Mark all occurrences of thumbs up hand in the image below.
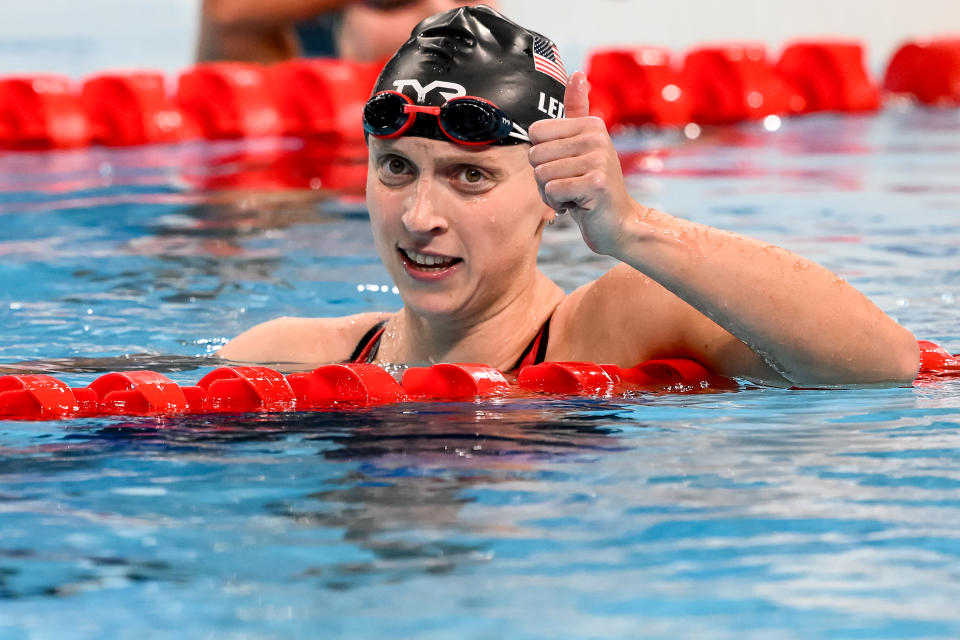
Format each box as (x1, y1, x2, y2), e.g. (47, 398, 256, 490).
(528, 71, 643, 257)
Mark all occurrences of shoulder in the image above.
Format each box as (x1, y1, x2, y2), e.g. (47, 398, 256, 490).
(216, 312, 391, 367)
(549, 263, 698, 365)
(550, 264, 785, 380)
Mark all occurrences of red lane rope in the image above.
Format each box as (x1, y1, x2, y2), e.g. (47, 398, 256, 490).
(1, 39, 958, 152)
(0, 358, 719, 421)
(1, 342, 955, 421)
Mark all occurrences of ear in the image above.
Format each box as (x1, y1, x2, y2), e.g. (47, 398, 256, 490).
(536, 200, 557, 232)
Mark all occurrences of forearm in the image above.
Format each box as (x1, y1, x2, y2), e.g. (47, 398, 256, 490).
(609, 203, 920, 385)
(527, 74, 920, 385)
(197, 21, 299, 63)
(203, 0, 358, 28)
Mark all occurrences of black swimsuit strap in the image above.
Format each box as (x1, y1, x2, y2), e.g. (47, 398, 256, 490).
(533, 313, 552, 363)
(348, 319, 388, 363)
(349, 312, 553, 369)
(509, 312, 553, 371)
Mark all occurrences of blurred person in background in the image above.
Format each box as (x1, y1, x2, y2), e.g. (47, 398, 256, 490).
(197, 0, 497, 63)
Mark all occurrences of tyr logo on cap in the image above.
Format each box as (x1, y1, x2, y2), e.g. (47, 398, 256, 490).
(393, 79, 467, 103)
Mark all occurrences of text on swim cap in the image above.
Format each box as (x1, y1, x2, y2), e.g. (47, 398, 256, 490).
(538, 93, 565, 119)
(393, 79, 467, 103)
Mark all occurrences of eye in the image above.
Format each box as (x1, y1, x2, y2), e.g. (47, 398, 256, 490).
(463, 168, 484, 183)
(377, 154, 415, 185)
(386, 157, 407, 174)
(452, 165, 494, 192)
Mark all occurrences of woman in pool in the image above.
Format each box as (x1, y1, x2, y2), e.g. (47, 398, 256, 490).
(219, 5, 920, 387)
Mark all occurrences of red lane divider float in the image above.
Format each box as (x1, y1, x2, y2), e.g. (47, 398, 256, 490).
(88, 370, 189, 415)
(177, 63, 286, 140)
(270, 58, 381, 144)
(613, 358, 738, 390)
(587, 47, 691, 127)
(287, 363, 405, 408)
(1, 38, 958, 151)
(194, 366, 297, 413)
(0, 75, 91, 149)
(0, 341, 957, 421)
(82, 72, 199, 146)
(885, 38, 960, 106)
(517, 362, 617, 396)
(402, 363, 510, 400)
(681, 43, 805, 124)
(917, 340, 960, 379)
(0, 374, 80, 419)
(776, 41, 879, 113)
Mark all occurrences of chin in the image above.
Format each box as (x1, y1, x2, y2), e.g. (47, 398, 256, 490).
(399, 290, 464, 319)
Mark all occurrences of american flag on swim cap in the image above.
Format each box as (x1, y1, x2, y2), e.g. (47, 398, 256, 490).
(533, 35, 568, 85)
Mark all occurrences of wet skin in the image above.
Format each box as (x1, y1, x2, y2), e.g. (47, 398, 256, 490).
(220, 72, 920, 387)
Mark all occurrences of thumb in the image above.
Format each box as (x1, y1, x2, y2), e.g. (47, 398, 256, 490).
(563, 71, 590, 119)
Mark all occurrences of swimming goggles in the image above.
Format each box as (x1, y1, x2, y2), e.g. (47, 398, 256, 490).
(362, 90, 514, 146)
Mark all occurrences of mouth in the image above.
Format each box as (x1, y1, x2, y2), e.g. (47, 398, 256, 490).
(398, 247, 463, 278)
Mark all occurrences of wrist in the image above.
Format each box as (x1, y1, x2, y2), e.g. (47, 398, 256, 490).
(605, 201, 663, 260)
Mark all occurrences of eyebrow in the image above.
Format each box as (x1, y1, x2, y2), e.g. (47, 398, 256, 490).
(433, 151, 498, 165)
(371, 140, 513, 174)
(374, 144, 497, 162)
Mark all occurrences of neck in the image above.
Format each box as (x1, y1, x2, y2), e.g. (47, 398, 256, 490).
(386, 270, 564, 370)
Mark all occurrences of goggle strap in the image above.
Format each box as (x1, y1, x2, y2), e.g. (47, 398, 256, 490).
(403, 105, 442, 116)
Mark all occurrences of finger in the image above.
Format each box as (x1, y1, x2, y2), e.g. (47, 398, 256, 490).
(529, 133, 607, 166)
(563, 71, 590, 119)
(534, 156, 592, 187)
(529, 117, 610, 149)
(542, 175, 591, 212)
(528, 117, 588, 145)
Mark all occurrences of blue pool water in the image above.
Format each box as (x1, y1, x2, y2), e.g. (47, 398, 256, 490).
(1, 108, 960, 639)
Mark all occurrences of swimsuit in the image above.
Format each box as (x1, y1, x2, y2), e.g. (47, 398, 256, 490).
(348, 313, 554, 371)
(295, 15, 339, 58)
(348, 319, 388, 364)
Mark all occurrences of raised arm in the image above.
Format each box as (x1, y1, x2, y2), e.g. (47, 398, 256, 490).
(202, 0, 356, 28)
(198, 0, 358, 62)
(529, 72, 919, 387)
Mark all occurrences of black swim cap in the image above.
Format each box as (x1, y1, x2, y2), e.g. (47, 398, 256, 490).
(369, 5, 568, 145)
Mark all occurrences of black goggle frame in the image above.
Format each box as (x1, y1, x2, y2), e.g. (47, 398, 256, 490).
(363, 90, 516, 146)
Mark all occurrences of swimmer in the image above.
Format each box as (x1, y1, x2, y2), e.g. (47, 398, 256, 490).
(198, 0, 495, 63)
(219, 5, 920, 387)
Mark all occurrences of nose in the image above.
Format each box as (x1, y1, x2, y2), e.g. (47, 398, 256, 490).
(401, 176, 448, 237)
